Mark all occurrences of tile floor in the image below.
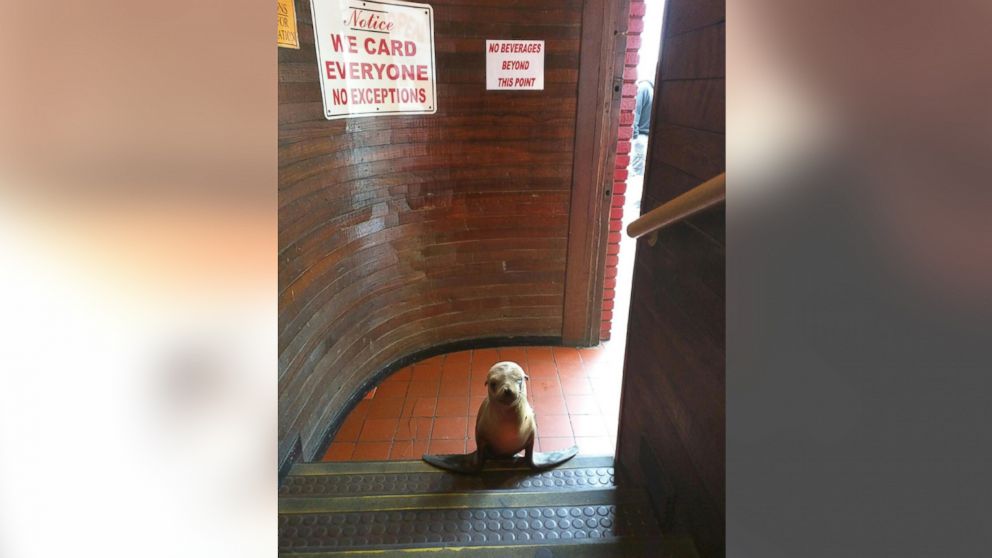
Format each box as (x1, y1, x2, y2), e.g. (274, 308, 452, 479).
(321, 344, 625, 461)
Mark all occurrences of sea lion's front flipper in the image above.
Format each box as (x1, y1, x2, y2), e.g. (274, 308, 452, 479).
(529, 445, 579, 470)
(422, 451, 481, 474)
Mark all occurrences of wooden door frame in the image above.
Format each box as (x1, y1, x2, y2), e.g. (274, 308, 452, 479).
(562, 0, 630, 345)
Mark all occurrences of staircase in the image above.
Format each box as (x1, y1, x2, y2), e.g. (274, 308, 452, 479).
(278, 455, 693, 557)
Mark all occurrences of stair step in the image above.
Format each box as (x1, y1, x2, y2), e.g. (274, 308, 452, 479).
(279, 487, 658, 553)
(280, 487, 637, 514)
(279, 457, 665, 556)
(279, 538, 668, 557)
(288, 455, 613, 476)
(281, 457, 615, 498)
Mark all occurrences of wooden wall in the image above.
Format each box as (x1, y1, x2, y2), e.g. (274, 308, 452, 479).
(615, 0, 725, 555)
(279, 0, 605, 464)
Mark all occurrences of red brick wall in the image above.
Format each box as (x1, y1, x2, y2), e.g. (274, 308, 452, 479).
(601, 0, 644, 341)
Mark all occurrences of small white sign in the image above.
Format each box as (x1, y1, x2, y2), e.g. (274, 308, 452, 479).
(310, 0, 437, 120)
(486, 40, 545, 90)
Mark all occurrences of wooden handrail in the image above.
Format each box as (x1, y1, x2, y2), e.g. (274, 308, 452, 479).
(626, 172, 726, 240)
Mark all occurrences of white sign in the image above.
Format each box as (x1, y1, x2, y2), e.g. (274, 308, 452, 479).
(486, 40, 545, 90)
(310, 0, 437, 119)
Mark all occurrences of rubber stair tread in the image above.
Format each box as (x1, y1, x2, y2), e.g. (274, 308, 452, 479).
(288, 455, 613, 477)
(279, 488, 661, 553)
(279, 537, 671, 557)
(280, 463, 616, 498)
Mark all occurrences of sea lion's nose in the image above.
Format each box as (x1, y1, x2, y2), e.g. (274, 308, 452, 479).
(501, 387, 511, 397)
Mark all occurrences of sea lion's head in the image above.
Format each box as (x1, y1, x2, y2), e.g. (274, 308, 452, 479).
(485, 361, 529, 406)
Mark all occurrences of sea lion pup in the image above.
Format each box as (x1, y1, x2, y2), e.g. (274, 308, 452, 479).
(473, 361, 535, 470)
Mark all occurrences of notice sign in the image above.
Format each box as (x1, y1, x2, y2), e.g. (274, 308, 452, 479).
(310, 0, 437, 120)
(486, 40, 544, 90)
(277, 0, 300, 49)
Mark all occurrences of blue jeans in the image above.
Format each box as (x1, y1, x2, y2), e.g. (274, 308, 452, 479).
(631, 134, 648, 176)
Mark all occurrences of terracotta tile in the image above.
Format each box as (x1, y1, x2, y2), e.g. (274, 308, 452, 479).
(400, 398, 418, 417)
(552, 346, 584, 369)
(472, 348, 499, 369)
(597, 398, 620, 419)
(407, 379, 441, 398)
(575, 436, 615, 456)
(594, 388, 621, 416)
(322, 442, 354, 462)
(578, 346, 607, 363)
(564, 394, 600, 415)
(441, 366, 470, 382)
(470, 379, 490, 398)
(469, 396, 486, 414)
(380, 373, 405, 386)
(410, 397, 437, 417)
(435, 396, 470, 417)
(557, 362, 588, 379)
(358, 418, 398, 442)
(365, 396, 405, 419)
(432, 416, 468, 439)
(539, 436, 576, 452)
(438, 379, 470, 397)
(352, 442, 391, 460)
(348, 400, 370, 421)
(533, 437, 542, 452)
(390, 367, 413, 381)
(334, 413, 365, 442)
(444, 351, 473, 370)
(529, 377, 562, 398)
(536, 414, 572, 438)
(428, 439, 466, 455)
(570, 415, 608, 437)
(394, 417, 433, 441)
(419, 355, 445, 367)
(471, 362, 489, 377)
(411, 366, 442, 383)
(375, 380, 410, 399)
(604, 417, 619, 439)
(470, 372, 489, 391)
(526, 346, 555, 362)
(561, 377, 593, 395)
(467, 438, 480, 452)
(584, 360, 620, 378)
(498, 347, 529, 366)
(532, 393, 568, 415)
(527, 361, 558, 378)
(590, 378, 620, 396)
(441, 361, 471, 379)
(389, 439, 429, 460)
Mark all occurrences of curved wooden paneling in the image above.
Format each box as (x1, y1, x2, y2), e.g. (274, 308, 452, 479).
(279, 0, 584, 462)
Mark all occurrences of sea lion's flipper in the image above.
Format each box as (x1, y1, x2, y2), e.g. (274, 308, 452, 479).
(529, 445, 579, 470)
(424, 445, 578, 473)
(422, 451, 482, 474)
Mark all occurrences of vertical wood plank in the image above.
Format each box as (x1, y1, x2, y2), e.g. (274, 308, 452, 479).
(561, 0, 629, 345)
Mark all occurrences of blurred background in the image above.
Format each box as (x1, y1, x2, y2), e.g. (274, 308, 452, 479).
(0, 1, 276, 557)
(1, 0, 990, 556)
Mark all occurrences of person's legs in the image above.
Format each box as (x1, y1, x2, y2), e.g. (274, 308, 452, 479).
(630, 134, 647, 176)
